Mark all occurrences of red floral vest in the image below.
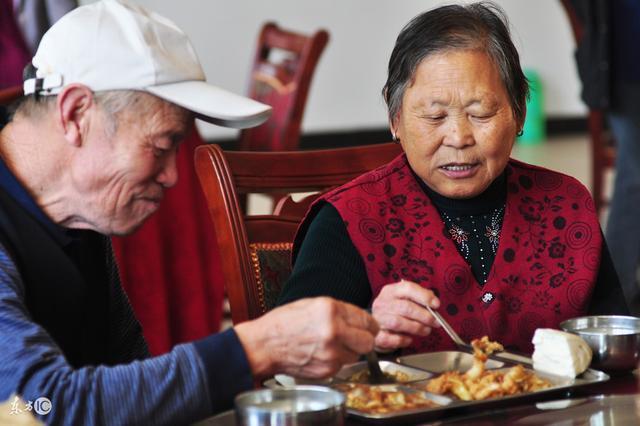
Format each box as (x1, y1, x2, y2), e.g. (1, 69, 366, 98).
(298, 154, 601, 354)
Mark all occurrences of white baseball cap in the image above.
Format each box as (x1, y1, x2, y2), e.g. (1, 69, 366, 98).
(23, 0, 271, 129)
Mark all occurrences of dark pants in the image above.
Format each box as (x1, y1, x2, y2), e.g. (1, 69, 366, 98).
(606, 82, 640, 315)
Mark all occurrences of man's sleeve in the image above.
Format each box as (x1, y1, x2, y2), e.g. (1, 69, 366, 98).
(0, 244, 253, 425)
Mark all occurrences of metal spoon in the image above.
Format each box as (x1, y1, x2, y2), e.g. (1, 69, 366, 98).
(424, 304, 472, 351)
(365, 351, 394, 384)
(424, 304, 471, 371)
(424, 304, 533, 365)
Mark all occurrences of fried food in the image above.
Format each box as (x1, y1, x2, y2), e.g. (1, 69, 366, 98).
(472, 335, 504, 357)
(465, 336, 504, 380)
(425, 336, 551, 401)
(335, 383, 440, 414)
(347, 369, 411, 384)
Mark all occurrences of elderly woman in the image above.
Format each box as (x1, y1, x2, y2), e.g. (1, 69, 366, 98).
(277, 2, 628, 354)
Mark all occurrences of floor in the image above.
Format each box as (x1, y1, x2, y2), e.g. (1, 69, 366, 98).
(512, 134, 592, 189)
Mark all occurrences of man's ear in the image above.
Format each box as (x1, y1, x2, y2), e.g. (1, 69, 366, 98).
(56, 84, 95, 147)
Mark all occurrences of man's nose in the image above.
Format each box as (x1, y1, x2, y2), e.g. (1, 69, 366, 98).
(157, 152, 179, 188)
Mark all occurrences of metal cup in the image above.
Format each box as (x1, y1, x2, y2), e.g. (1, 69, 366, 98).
(234, 385, 345, 426)
(560, 315, 640, 373)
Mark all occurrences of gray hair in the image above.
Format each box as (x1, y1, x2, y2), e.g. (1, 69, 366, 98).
(382, 1, 529, 128)
(13, 90, 150, 136)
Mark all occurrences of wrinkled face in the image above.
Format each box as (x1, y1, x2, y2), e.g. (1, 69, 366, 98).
(393, 50, 519, 199)
(73, 95, 191, 235)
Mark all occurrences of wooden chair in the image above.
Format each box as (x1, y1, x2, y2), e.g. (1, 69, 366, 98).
(559, 0, 616, 217)
(194, 142, 403, 324)
(0, 85, 22, 103)
(239, 22, 329, 152)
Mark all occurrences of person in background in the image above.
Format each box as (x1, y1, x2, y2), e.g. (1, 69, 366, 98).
(277, 1, 628, 356)
(0, 1, 378, 424)
(12, 0, 79, 55)
(0, 1, 29, 90)
(566, 0, 640, 316)
(1, 0, 77, 124)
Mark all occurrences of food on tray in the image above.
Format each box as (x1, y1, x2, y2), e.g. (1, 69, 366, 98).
(334, 383, 440, 414)
(347, 368, 411, 383)
(531, 328, 592, 378)
(424, 336, 551, 401)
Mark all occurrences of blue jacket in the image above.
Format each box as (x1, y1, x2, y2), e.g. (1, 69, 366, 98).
(0, 158, 252, 425)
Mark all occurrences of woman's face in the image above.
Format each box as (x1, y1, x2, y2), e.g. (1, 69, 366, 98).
(393, 50, 519, 199)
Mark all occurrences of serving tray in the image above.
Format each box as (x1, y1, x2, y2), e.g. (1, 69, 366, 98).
(334, 360, 433, 383)
(334, 350, 608, 424)
(265, 353, 609, 424)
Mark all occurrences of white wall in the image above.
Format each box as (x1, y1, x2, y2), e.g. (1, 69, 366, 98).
(82, 0, 585, 140)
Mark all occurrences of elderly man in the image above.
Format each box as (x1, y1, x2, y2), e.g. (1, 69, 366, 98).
(0, 1, 378, 424)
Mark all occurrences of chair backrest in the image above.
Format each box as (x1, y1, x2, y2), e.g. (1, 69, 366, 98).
(239, 22, 329, 152)
(0, 85, 22, 104)
(195, 142, 403, 324)
(559, 0, 616, 217)
(0, 85, 23, 127)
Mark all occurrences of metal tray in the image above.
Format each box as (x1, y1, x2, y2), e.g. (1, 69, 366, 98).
(337, 351, 610, 424)
(334, 360, 433, 383)
(398, 351, 505, 373)
(272, 374, 333, 387)
(263, 361, 430, 389)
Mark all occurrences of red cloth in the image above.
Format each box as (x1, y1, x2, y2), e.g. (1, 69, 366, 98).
(0, 0, 31, 88)
(301, 156, 601, 354)
(112, 129, 224, 355)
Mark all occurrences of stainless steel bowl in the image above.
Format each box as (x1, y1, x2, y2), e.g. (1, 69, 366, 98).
(235, 385, 345, 426)
(560, 315, 640, 373)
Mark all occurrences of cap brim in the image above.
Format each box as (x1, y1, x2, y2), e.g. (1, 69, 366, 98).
(146, 80, 271, 129)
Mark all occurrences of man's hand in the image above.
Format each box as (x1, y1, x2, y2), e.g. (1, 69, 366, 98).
(235, 297, 378, 379)
(371, 279, 441, 351)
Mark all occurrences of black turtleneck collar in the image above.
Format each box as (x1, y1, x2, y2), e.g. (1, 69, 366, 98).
(412, 168, 507, 215)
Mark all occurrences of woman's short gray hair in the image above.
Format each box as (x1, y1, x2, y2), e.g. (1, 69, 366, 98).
(382, 1, 529, 128)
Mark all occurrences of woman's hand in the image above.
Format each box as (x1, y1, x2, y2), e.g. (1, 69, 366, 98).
(371, 279, 441, 351)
